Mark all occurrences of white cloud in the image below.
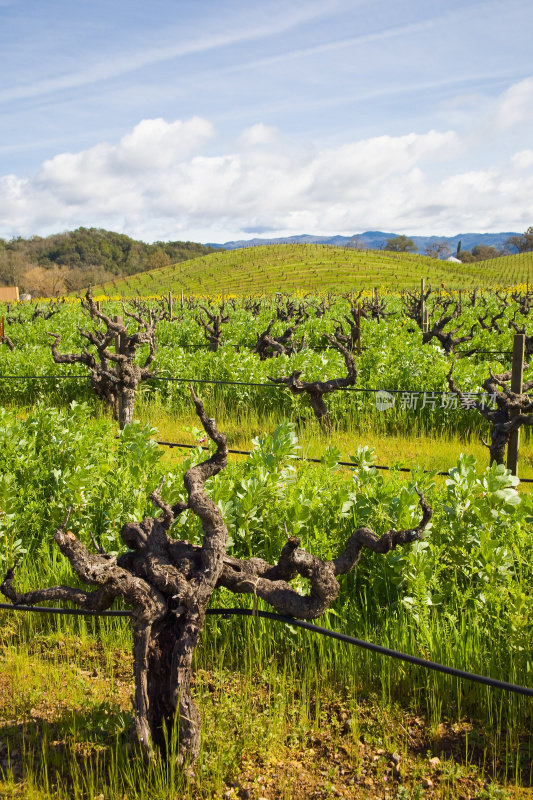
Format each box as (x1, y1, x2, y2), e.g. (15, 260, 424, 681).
(238, 123, 281, 148)
(491, 77, 533, 129)
(1, 94, 533, 242)
(510, 150, 533, 169)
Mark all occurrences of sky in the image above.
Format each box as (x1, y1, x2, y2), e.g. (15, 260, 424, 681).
(1, 0, 532, 243)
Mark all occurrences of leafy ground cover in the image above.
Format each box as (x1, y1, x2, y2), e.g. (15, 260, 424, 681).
(0, 405, 531, 797)
(1, 286, 532, 797)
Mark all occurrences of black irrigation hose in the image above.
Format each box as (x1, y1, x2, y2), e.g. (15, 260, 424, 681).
(214, 609, 533, 697)
(0, 602, 130, 617)
(0, 603, 531, 697)
(153, 439, 533, 482)
(0, 374, 90, 380)
(156, 439, 448, 475)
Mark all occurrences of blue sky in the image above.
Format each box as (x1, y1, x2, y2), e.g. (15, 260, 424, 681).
(1, 0, 532, 242)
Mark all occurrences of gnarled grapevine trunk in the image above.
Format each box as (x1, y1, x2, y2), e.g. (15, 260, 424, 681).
(49, 289, 160, 429)
(136, 610, 202, 762)
(448, 367, 533, 465)
(2, 389, 432, 771)
(269, 332, 357, 430)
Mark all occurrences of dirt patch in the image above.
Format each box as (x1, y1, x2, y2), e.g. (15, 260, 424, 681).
(0, 644, 530, 800)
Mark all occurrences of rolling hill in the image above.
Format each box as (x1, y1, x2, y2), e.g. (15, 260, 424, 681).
(88, 243, 533, 298)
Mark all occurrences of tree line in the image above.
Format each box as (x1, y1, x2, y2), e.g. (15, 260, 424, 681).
(0, 227, 218, 296)
(383, 227, 533, 261)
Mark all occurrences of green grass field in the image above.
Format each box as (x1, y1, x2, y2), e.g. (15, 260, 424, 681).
(89, 244, 533, 297)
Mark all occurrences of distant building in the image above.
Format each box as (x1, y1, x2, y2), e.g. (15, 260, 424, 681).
(0, 286, 19, 301)
(446, 256, 462, 263)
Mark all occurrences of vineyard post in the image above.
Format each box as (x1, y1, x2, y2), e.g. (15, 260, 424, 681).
(113, 314, 125, 426)
(0, 316, 4, 338)
(96, 301, 101, 312)
(181, 289, 184, 310)
(421, 279, 427, 333)
(113, 315, 123, 353)
(357, 303, 361, 355)
(507, 333, 525, 476)
(168, 292, 173, 318)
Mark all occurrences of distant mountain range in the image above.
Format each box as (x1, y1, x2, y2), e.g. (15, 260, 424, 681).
(207, 231, 520, 255)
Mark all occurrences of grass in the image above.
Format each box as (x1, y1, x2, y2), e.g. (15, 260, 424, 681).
(135, 399, 533, 484)
(88, 244, 533, 298)
(0, 614, 531, 799)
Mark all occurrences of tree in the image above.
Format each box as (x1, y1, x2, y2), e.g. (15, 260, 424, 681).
(22, 265, 68, 297)
(424, 241, 451, 259)
(148, 248, 171, 271)
(49, 290, 161, 428)
(1, 390, 432, 771)
(471, 244, 500, 260)
(458, 245, 501, 263)
(384, 235, 418, 253)
(346, 236, 364, 250)
(505, 227, 533, 254)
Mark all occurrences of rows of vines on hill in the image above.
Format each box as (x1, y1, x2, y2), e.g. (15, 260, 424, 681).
(88, 245, 533, 297)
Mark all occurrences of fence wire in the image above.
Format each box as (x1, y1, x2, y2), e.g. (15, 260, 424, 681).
(155, 439, 533, 482)
(0, 373, 509, 396)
